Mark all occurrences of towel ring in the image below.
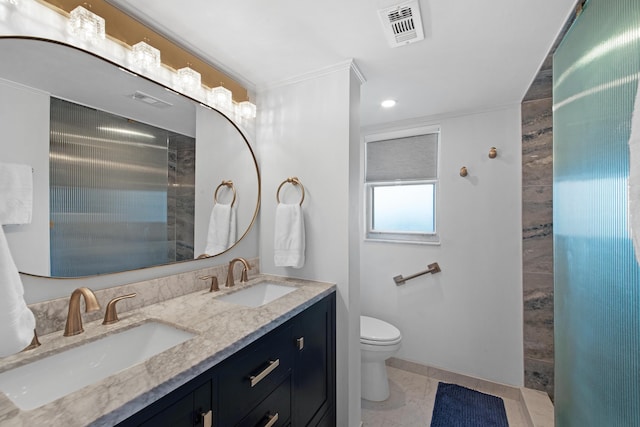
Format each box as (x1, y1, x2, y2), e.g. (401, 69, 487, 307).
(276, 177, 305, 206)
(214, 180, 236, 207)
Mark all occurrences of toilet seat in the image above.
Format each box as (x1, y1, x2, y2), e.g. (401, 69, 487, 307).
(360, 316, 402, 346)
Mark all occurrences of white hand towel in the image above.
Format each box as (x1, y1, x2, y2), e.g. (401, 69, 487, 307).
(205, 203, 234, 255)
(0, 163, 33, 225)
(274, 203, 305, 268)
(229, 205, 238, 247)
(0, 226, 36, 358)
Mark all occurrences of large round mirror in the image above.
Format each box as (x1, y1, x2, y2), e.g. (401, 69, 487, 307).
(0, 37, 260, 278)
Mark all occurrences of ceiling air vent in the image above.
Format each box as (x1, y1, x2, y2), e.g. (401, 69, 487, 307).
(131, 91, 173, 108)
(378, 0, 425, 48)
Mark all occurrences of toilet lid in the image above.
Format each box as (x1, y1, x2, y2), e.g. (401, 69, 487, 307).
(360, 316, 401, 344)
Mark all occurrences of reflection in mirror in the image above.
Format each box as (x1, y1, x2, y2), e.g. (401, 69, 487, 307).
(0, 37, 260, 278)
(50, 98, 196, 276)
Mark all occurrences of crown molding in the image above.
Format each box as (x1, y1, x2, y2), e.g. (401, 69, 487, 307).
(257, 59, 366, 93)
(361, 102, 522, 136)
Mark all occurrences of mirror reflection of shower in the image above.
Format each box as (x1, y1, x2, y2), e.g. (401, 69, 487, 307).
(49, 98, 195, 277)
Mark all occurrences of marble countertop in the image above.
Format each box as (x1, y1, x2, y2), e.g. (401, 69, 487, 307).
(0, 275, 335, 427)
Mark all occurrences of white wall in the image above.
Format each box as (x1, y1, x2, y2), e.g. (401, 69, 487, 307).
(0, 79, 51, 276)
(257, 62, 362, 426)
(361, 105, 524, 386)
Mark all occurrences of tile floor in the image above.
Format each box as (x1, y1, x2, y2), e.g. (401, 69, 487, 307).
(361, 364, 536, 427)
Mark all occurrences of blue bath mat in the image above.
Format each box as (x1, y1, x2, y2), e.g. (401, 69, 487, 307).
(430, 382, 509, 427)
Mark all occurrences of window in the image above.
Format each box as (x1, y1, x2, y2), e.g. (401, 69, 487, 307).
(365, 128, 439, 243)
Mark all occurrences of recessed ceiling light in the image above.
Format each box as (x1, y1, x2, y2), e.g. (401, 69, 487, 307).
(381, 99, 396, 108)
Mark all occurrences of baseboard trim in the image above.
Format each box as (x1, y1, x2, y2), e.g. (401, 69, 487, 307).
(519, 387, 555, 427)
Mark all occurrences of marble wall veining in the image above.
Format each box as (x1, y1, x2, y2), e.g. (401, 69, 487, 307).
(168, 133, 196, 262)
(28, 257, 259, 336)
(522, 87, 555, 399)
(175, 135, 196, 261)
(521, 9, 577, 399)
(168, 140, 178, 261)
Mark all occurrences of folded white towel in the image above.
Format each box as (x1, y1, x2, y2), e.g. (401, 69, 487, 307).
(0, 226, 36, 358)
(0, 163, 33, 225)
(204, 203, 236, 255)
(274, 203, 305, 268)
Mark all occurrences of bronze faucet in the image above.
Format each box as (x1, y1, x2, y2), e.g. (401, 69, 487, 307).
(225, 257, 250, 287)
(63, 287, 100, 337)
(102, 293, 136, 325)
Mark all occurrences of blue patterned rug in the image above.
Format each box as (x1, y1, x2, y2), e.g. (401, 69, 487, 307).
(430, 382, 509, 427)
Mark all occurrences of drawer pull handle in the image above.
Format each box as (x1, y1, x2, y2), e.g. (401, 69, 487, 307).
(264, 412, 279, 427)
(296, 336, 304, 350)
(201, 410, 212, 427)
(249, 359, 280, 387)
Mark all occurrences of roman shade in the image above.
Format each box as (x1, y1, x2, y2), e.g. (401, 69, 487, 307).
(365, 133, 438, 182)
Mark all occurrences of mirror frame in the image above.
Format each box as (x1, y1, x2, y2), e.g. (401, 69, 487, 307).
(2, 36, 261, 279)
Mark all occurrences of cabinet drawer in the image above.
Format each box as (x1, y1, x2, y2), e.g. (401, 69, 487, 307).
(138, 380, 211, 427)
(117, 375, 214, 427)
(236, 376, 291, 427)
(218, 325, 293, 423)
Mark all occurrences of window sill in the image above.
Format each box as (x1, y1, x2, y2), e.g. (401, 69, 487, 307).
(364, 235, 441, 246)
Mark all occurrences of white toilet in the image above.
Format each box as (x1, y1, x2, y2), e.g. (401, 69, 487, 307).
(360, 315, 402, 402)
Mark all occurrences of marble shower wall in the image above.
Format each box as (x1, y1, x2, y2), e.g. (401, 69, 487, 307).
(521, 6, 578, 400)
(168, 133, 195, 261)
(522, 86, 554, 398)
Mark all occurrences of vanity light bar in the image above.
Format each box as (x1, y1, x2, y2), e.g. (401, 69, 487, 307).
(176, 66, 202, 92)
(37, 0, 255, 117)
(209, 86, 233, 111)
(239, 101, 257, 119)
(131, 41, 161, 71)
(67, 6, 105, 44)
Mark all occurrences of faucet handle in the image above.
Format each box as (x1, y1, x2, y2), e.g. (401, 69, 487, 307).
(102, 293, 136, 325)
(199, 275, 220, 292)
(22, 329, 41, 352)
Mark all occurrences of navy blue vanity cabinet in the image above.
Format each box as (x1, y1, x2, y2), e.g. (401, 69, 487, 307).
(291, 292, 336, 426)
(235, 376, 292, 426)
(217, 291, 336, 426)
(116, 291, 335, 427)
(139, 380, 213, 427)
(217, 324, 294, 425)
(118, 374, 215, 427)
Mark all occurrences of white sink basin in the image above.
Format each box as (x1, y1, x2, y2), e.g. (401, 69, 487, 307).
(0, 321, 194, 410)
(217, 282, 296, 307)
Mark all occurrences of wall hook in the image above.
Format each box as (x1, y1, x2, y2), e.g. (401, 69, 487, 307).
(459, 166, 468, 177)
(488, 147, 497, 159)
